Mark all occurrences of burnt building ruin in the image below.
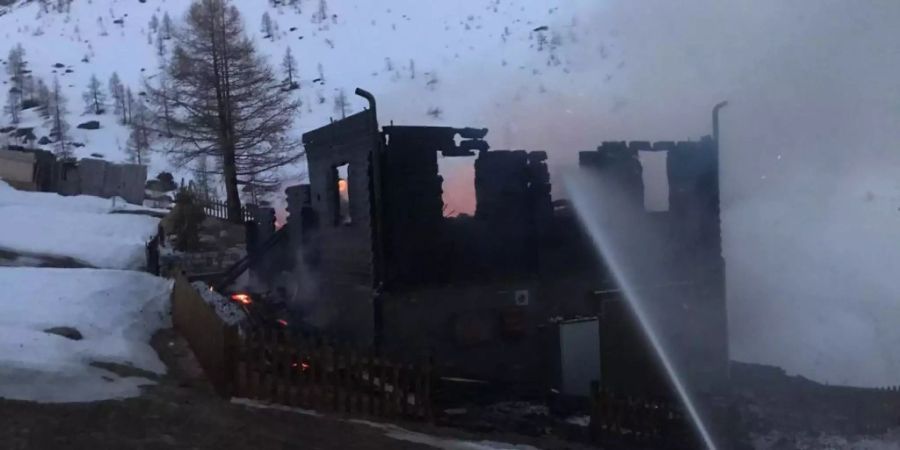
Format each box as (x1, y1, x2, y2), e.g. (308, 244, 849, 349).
(250, 90, 728, 399)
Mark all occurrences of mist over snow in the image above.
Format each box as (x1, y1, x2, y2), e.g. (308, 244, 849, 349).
(2, 0, 900, 387)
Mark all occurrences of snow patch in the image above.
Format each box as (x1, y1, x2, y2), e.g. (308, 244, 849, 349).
(0, 180, 160, 269)
(230, 397, 320, 416)
(565, 415, 590, 427)
(192, 281, 248, 325)
(0, 268, 172, 402)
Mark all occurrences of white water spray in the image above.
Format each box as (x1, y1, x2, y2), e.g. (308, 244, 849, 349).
(564, 174, 718, 450)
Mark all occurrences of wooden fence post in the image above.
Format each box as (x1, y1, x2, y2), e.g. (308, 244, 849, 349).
(226, 324, 434, 422)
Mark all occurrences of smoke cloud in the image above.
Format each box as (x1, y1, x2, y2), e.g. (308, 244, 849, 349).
(373, 0, 900, 386)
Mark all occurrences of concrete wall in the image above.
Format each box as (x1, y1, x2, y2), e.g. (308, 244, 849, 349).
(0, 149, 35, 190)
(77, 158, 147, 205)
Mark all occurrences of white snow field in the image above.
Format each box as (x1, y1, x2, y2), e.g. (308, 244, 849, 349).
(0, 267, 172, 402)
(0, 180, 160, 269)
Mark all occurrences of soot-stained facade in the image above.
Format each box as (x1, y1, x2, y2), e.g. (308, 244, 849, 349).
(261, 96, 728, 396)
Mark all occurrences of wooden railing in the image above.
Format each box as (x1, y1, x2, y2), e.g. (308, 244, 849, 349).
(589, 386, 694, 449)
(199, 199, 255, 223)
(171, 274, 240, 397)
(233, 327, 434, 420)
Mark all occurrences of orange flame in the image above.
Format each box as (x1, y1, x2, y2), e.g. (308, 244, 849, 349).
(230, 293, 252, 305)
(338, 179, 348, 193)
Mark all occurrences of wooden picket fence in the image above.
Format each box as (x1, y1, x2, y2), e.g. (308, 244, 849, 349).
(233, 327, 434, 420)
(199, 199, 255, 223)
(589, 387, 694, 449)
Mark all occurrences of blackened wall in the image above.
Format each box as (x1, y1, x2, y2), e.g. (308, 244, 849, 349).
(579, 138, 729, 395)
(300, 110, 379, 346)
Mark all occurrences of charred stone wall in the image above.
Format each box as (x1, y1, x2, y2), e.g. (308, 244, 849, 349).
(283, 112, 727, 391)
(378, 126, 551, 286)
(472, 150, 553, 276)
(579, 138, 729, 395)
(297, 110, 380, 346)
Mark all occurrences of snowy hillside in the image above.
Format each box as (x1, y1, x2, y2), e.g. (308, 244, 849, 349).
(0, 179, 160, 269)
(0, 0, 607, 193)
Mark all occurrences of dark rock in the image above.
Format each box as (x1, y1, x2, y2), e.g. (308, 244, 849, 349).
(53, 62, 64, 68)
(44, 326, 83, 341)
(76, 120, 101, 130)
(37, 136, 51, 145)
(72, 142, 86, 148)
(155, 171, 177, 191)
(289, 27, 297, 31)
(20, 99, 39, 109)
(13, 127, 35, 140)
(0, 126, 14, 133)
(64, 68, 73, 73)
(146, 179, 165, 191)
(90, 152, 104, 158)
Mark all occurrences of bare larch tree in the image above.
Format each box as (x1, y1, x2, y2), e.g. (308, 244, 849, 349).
(149, 71, 175, 137)
(260, 12, 274, 40)
(333, 88, 349, 119)
(82, 74, 107, 114)
(161, 12, 173, 39)
(48, 77, 71, 158)
(126, 98, 153, 165)
(108, 72, 127, 124)
(125, 87, 135, 124)
(35, 77, 51, 118)
(146, 0, 302, 222)
(5, 44, 26, 124)
(282, 46, 298, 90)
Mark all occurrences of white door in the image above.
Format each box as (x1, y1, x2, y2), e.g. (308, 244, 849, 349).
(559, 318, 601, 397)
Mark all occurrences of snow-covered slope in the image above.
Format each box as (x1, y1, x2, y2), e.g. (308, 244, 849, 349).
(0, 0, 601, 187)
(0, 180, 160, 269)
(0, 268, 171, 402)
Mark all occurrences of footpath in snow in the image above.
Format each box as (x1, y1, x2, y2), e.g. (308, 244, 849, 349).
(0, 180, 161, 269)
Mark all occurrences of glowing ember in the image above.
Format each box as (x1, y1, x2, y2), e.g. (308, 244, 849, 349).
(276, 319, 289, 327)
(291, 361, 311, 372)
(230, 293, 252, 305)
(338, 178, 348, 193)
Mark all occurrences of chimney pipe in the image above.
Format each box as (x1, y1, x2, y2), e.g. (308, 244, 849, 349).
(713, 101, 728, 143)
